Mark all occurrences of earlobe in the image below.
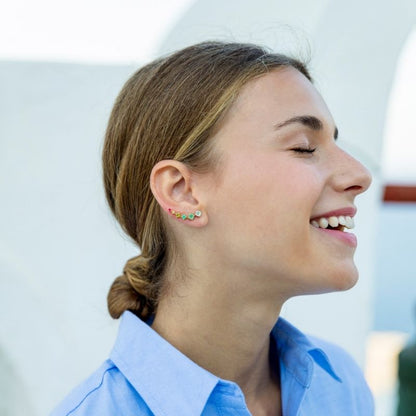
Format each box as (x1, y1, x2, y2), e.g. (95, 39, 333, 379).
(150, 160, 207, 227)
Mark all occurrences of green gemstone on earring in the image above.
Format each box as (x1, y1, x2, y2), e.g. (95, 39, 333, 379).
(195, 210, 202, 217)
(188, 213, 195, 220)
(181, 214, 187, 220)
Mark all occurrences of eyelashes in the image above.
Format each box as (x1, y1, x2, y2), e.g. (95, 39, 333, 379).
(291, 146, 316, 154)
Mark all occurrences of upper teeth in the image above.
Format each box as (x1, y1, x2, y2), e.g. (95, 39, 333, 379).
(310, 215, 354, 230)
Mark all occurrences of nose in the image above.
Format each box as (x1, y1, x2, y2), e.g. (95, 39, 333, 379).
(331, 147, 372, 196)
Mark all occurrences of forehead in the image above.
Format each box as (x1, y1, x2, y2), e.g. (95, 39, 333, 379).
(225, 67, 334, 128)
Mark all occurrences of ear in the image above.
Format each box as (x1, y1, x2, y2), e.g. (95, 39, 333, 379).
(150, 160, 207, 227)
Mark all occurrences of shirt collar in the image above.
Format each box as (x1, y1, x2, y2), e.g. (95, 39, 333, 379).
(271, 317, 343, 387)
(110, 311, 342, 416)
(110, 311, 219, 416)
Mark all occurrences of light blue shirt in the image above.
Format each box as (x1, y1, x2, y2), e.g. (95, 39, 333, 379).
(52, 311, 374, 415)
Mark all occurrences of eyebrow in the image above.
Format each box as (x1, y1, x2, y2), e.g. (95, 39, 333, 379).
(274, 115, 338, 140)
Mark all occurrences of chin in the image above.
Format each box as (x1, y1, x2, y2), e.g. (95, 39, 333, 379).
(302, 262, 360, 295)
(327, 264, 359, 292)
(291, 268, 359, 298)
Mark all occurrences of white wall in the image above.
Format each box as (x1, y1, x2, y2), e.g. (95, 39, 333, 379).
(0, 61, 138, 415)
(0, 0, 194, 63)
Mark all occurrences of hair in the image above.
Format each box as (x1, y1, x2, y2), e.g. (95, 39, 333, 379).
(102, 41, 312, 320)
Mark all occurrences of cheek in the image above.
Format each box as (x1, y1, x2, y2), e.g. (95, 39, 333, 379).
(217, 157, 280, 219)
(211, 156, 322, 245)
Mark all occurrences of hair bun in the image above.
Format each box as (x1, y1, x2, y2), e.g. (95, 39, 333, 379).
(107, 255, 154, 320)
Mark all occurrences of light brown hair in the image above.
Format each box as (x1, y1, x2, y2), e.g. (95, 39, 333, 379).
(102, 41, 311, 320)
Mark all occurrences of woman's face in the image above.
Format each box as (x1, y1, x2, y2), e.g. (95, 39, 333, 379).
(202, 67, 372, 298)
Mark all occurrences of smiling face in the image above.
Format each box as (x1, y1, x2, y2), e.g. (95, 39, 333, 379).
(202, 67, 372, 299)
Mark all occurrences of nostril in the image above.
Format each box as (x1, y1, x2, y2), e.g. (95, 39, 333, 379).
(345, 185, 362, 192)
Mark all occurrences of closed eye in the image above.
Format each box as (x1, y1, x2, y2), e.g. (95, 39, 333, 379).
(292, 147, 316, 154)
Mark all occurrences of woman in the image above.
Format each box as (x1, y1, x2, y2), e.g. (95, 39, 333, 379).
(52, 41, 374, 415)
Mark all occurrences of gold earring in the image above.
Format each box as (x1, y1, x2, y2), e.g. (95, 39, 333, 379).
(168, 208, 202, 221)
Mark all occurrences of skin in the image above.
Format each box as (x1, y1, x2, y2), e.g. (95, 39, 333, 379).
(150, 67, 372, 416)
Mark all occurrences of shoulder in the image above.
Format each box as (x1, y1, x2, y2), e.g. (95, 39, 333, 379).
(308, 335, 365, 379)
(273, 318, 374, 413)
(50, 360, 150, 416)
(307, 335, 374, 411)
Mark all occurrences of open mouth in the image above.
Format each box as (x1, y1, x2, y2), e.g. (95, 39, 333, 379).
(310, 215, 354, 232)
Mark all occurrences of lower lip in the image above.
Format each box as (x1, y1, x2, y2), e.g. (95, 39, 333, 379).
(314, 227, 357, 247)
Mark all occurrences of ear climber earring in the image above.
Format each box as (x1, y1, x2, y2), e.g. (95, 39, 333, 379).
(168, 208, 202, 221)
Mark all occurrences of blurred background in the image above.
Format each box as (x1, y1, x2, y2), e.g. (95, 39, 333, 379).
(0, 1, 415, 415)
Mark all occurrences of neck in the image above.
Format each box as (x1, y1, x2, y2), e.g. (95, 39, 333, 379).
(151, 267, 285, 407)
